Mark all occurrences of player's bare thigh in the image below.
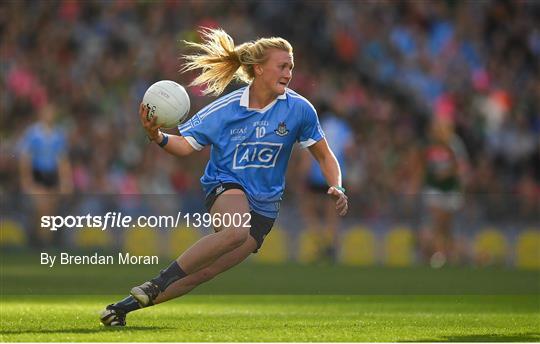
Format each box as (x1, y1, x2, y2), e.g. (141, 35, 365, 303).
(210, 188, 250, 233)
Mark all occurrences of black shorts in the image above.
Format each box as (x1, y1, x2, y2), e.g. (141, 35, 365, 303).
(306, 181, 329, 194)
(307, 181, 347, 194)
(205, 183, 275, 253)
(32, 168, 59, 188)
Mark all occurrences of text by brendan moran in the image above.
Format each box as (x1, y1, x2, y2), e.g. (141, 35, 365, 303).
(40, 252, 159, 267)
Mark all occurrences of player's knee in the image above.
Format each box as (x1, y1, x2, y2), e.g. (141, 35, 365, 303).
(222, 227, 249, 250)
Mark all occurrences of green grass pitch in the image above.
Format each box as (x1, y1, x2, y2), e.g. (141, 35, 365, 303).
(1, 295, 539, 342)
(1, 252, 539, 342)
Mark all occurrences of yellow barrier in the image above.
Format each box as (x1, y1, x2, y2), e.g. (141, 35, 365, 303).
(384, 226, 414, 267)
(123, 227, 160, 256)
(0, 219, 26, 247)
(515, 229, 540, 269)
(297, 228, 321, 263)
(73, 227, 113, 249)
(340, 225, 376, 266)
(474, 228, 508, 265)
(253, 225, 288, 264)
(168, 226, 201, 259)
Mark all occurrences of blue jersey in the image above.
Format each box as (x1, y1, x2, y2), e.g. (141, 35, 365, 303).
(19, 123, 67, 172)
(309, 114, 353, 186)
(179, 86, 325, 218)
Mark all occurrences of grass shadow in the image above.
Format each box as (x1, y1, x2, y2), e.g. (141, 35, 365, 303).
(401, 332, 540, 342)
(0, 326, 174, 335)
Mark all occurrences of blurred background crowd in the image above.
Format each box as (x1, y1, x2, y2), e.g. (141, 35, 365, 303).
(1, 0, 539, 266)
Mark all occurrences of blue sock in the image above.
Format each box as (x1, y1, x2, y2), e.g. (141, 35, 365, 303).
(113, 296, 141, 313)
(150, 261, 187, 292)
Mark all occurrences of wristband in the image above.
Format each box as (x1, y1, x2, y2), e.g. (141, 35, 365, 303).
(158, 133, 169, 147)
(332, 186, 346, 193)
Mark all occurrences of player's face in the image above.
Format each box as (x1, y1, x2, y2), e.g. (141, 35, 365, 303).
(258, 49, 294, 96)
(39, 104, 56, 125)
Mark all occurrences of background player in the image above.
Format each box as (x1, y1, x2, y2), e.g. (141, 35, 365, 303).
(18, 102, 73, 247)
(100, 28, 348, 326)
(419, 117, 470, 267)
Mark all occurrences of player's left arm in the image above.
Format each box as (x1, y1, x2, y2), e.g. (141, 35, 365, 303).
(56, 131, 73, 194)
(308, 138, 348, 216)
(58, 156, 73, 194)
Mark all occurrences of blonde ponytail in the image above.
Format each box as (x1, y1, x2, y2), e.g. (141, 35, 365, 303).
(182, 28, 293, 96)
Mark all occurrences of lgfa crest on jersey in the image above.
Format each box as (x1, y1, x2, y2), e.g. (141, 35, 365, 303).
(274, 121, 289, 136)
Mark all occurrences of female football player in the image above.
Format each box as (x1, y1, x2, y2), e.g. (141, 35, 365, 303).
(101, 28, 348, 326)
(19, 103, 73, 248)
(419, 117, 469, 267)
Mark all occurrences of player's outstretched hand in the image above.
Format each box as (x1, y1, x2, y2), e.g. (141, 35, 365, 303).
(139, 102, 162, 141)
(327, 186, 348, 216)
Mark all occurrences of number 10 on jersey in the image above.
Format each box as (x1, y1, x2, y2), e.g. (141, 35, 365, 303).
(255, 126, 265, 138)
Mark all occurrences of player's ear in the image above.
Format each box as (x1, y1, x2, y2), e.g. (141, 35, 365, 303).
(254, 64, 263, 76)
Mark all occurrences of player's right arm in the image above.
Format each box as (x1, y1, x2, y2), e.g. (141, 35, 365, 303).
(19, 152, 37, 193)
(18, 129, 41, 193)
(139, 102, 195, 157)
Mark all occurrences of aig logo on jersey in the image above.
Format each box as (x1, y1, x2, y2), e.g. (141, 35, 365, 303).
(233, 142, 283, 169)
